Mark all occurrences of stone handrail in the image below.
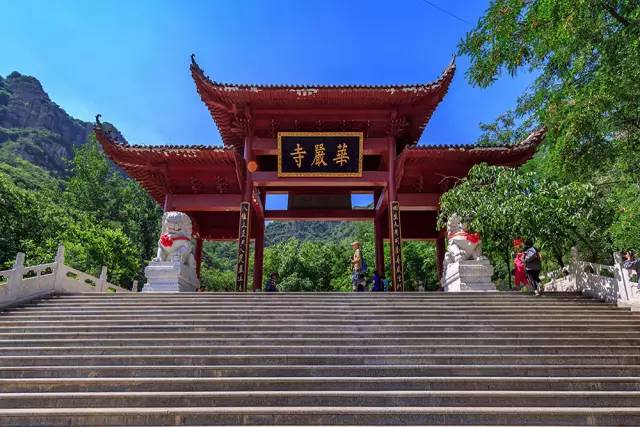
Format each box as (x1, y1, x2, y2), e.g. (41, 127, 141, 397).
(0, 245, 134, 309)
(544, 247, 639, 310)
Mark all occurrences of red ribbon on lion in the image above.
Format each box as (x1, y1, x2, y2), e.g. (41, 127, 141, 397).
(159, 233, 191, 248)
(448, 231, 481, 244)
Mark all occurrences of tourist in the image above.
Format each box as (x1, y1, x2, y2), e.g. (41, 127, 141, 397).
(513, 239, 527, 290)
(523, 239, 542, 296)
(264, 272, 278, 292)
(382, 275, 391, 292)
(350, 242, 363, 291)
(371, 271, 384, 292)
(623, 251, 640, 281)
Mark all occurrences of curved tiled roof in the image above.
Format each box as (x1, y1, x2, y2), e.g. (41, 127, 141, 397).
(94, 123, 244, 203)
(396, 127, 546, 192)
(404, 127, 546, 155)
(190, 55, 456, 151)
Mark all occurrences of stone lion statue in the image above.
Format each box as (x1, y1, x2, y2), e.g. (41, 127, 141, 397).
(154, 211, 196, 268)
(445, 214, 484, 263)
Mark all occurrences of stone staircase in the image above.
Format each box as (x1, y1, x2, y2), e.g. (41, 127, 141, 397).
(1, 292, 640, 426)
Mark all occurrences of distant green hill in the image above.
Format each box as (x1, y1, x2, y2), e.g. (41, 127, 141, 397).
(265, 221, 360, 246)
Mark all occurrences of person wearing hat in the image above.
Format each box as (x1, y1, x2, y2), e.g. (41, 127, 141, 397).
(350, 241, 363, 291)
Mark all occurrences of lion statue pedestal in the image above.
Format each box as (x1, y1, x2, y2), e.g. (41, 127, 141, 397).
(442, 214, 495, 292)
(143, 211, 199, 292)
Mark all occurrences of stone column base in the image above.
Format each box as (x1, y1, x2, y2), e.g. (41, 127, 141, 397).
(143, 261, 199, 292)
(443, 259, 496, 292)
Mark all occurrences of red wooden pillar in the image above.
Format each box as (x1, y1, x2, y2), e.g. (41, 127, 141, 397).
(436, 232, 446, 285)
(374, 213, 385, 277)
(235, 203, 251, 292)
(387, 135, 404, 291)
(252, 215, 265, 291)
(195, 237, 203, 280)
(236, 119, 254, 293)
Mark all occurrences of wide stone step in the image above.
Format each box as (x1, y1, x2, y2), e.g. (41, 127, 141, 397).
(4, 376, 640, 392)
(4, 364, 640, 378)
(14, 301, 612, 311)
(3, 321, 639, 332)
(1, 323, 639, 336)
(3, 315, 634, 327)
(3, 353, 640, 367)
(2, 327, 639, 339)
(45, 291, 582, 298)
(2, 390, 640, 408)
(3, 312, 629, 321)
(3, 335, 640, 346)
(6, 311, 628, 320)
(1, 406, 639, 426)
(3, 344, 638, 356)
(13, 299, 609, 305)
(10, 299, 616, 313)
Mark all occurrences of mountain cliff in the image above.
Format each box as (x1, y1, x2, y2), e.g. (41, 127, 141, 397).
(0, 72, 92, 177)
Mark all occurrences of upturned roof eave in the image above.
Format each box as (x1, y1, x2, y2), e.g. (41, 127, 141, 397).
(190, 55, 457, 150)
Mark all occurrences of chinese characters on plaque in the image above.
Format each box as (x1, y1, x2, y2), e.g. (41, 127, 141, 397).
(235, 202, 251, 291)
(278, 132, 363, 177)
(390, 201, 404, 291)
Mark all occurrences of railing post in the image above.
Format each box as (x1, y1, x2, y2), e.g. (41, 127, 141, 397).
(97, 266, 108, 293)
(132, 280, 139, 293)
(55, 244, 65, 265)
(613, 251, 632, 305)
(569, 247, 582, 292)
(53, 244, 65, 292)
(8, 253, 25, 303)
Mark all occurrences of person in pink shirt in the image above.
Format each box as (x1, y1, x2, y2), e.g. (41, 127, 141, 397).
(513, 239, 527, 290)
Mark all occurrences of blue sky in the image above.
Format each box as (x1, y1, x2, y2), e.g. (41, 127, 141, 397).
(0, 0, 535, 150)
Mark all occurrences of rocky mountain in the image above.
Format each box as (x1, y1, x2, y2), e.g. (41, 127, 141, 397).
(0, 71, 361, 244)
(0, 72, 92, 176)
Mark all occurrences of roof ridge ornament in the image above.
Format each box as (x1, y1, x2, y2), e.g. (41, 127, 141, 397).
(517, 126, 547, 146)
(190, 53, 205, 77)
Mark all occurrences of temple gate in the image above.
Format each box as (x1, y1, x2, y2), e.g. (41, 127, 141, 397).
(95, 55, 544, 291)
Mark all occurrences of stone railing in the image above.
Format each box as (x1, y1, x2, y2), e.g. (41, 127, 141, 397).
(0, 245, 134, 309)
(544, 248, 639, 309)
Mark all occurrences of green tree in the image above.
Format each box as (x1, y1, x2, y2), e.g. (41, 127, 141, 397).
(402, 242, 438, 291)
(1, 133, 161, 288)
(460, 0, 639, 181)
(438, 164, 612, 284)
(453, 0, 640, 261)
(64, 135, 162, 284)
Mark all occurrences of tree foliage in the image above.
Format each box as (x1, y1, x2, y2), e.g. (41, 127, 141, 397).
(0, 134, 162, 287)
(442, 0, 640, 279)
(461, 0, 639, 180)
(438, 164, 613, 284)
(199, 222, 438, 292)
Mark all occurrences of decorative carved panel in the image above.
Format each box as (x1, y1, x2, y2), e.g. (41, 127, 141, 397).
(235, 202, 251, 291)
